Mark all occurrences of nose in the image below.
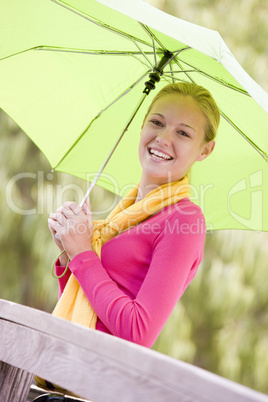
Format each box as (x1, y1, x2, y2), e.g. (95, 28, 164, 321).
(155, 128, 172, 147)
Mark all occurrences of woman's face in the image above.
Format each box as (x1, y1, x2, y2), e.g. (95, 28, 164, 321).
(138, 94, 215, 187)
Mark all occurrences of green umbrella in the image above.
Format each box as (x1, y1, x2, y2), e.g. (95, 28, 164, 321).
(1, 0, 268, 231)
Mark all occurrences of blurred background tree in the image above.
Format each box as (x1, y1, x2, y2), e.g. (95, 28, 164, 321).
(0, 0, 267, 395)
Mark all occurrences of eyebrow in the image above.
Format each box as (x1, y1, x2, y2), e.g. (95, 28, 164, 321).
(150, 113, 197, 133)
(181, 123, 196, 133)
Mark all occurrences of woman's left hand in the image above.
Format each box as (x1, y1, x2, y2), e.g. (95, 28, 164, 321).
(48, 199, 93, 260)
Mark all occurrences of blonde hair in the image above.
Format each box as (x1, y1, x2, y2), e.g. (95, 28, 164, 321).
(144, 82, 220, 143)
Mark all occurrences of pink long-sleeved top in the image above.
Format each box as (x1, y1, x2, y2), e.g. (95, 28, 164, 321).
(55, 198, 206, 348)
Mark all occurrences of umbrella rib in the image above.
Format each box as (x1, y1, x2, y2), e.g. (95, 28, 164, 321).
(173, 59, 195, 83)
(130, 54, 153, 70)
(151, 36, 158, 66)
(132, 41, 154, 69)
(172, 57, 250, 95)
(96, 71, 150, 117)
(36, 46, 160, 57)
(0, 46, 160, 61)
(51, 0, 154, 51)
(169, 52, 250, 96)
(168, 61, 175, 83)
(163, 51, 196, 82)
(220, 112, 268, 162)
(138, 23, 168, 52)
(137, 24, 192, 69)
(38, 45, 155, 70)
(0, 47, 45, 61)
(175, 58, 249, 96)
(138, 22, 169, 69)
(164, 69, 197, 75)
(52, 71, 150, 170)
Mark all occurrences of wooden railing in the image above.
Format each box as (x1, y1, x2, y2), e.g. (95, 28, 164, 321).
(0, 298, 268, 402)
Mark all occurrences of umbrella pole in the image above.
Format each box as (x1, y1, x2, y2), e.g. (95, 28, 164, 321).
(79, 93, 147, 207)
(53, 95, 147, 260)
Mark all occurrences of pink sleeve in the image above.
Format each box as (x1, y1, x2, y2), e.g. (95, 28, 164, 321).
(68, 210, 206, 347)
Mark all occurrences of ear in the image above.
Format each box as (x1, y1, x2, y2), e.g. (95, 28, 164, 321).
(196, 140, 215, 161)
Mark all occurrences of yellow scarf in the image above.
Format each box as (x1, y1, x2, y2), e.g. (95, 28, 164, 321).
(52, 176, 190, 328)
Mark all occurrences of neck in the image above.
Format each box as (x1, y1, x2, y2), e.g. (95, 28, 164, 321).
(135, 173, 187, 203)
(135, 175, 167, 203)
(135, 176, 159, 202)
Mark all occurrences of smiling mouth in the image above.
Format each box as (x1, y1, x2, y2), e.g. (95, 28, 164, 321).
(148, 148, 173, 161)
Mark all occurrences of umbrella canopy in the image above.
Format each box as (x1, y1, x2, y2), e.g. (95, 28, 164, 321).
(1, 0, 268, 231)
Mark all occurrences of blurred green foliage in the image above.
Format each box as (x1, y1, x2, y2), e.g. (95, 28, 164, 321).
(153, 230, 268, 393)
(0, 0, 268, 395)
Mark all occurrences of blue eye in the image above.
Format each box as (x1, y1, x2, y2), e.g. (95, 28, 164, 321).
(178, 130, 189, 138)
(151, 120, 163, 126)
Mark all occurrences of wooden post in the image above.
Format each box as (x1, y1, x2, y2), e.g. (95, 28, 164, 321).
(0, 362, 33, 402)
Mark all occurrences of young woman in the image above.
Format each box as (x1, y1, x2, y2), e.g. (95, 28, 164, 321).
(48, 82, 220, 348)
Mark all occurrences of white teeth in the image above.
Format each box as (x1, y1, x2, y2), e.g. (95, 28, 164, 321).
(149, 148, 172, 160)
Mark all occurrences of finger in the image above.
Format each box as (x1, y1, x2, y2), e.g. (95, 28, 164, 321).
(55, 205, 64, 214)
(57, 212, 68, 226)
(48, 218, 59, 233)
(49, 212, 62, 221)
(64, 201, 81, 215)
(55, 201, 79, 215)
(48, 219, 56, 234)
(59, 204, 82, 221)
(48, 218, 64, 244)
(49, 212, 67, 226)
(54, 205, 70, 221)
(55, 233, 61, 241)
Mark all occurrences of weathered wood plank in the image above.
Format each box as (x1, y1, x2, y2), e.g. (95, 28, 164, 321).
(0, 361, 34, 402)
(1, 320, 185, 401)
(0, 299, 268, 402)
